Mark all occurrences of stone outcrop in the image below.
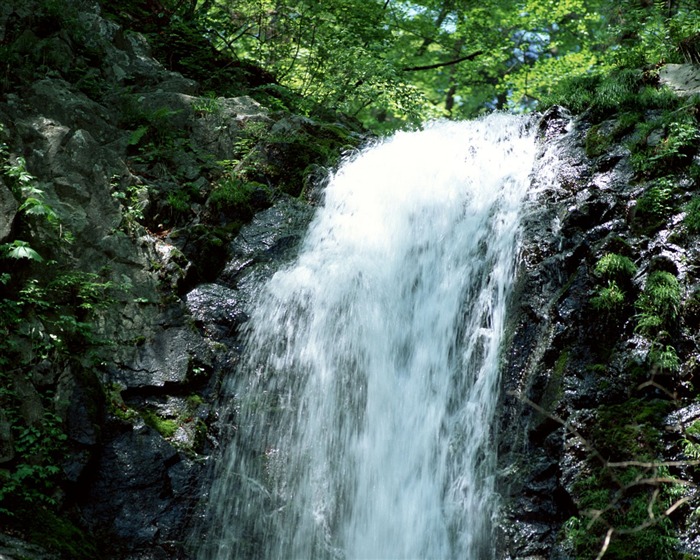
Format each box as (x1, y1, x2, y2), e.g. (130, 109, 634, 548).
(0, 1, 359, 557)
(659, 64, 700, 98)
(498, 101, 700, 558)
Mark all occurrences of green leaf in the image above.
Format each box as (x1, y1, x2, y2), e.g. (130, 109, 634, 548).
(2, 240, 43, 262)
(128, 125, 149, 146)
(19, 197, 59, 222)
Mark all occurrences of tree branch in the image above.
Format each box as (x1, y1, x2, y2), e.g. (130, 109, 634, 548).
(402, 50, 483, 72)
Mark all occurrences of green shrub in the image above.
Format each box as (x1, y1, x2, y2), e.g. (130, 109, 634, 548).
(0, 409, 67, 515)
(207, 178, 269, 221)
(635, 270, 681, 336)
(593, 399, 671, 461)
(595, 253, 637, 281)
(630, 108, 699, 177)
(564, 464, 680, 559)
(648, 343, 680, 374)
(683, 197, 700, 233)
(633, 178, 676, 232)
(543, 68, 682, 123)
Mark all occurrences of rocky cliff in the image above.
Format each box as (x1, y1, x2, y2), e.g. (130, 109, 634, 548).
(498, 76, 700, 558)
(0, 1, 360, 558)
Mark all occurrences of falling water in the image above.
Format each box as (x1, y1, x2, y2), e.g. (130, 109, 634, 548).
(197, 114, 538, 560)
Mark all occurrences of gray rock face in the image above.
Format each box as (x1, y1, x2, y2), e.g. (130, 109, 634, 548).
(0, 177, 18, 242)
(0, 534, 58, 560)
(0, 0, 339, 557)
(113, 327, 206, 388)
(81, 425, 182, 542)
(222, 197, 315, 285)
(659, 63, 700, 97)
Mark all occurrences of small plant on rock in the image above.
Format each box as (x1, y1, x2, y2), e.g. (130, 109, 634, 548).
(682, 196, 700, 233)
(595, 253, 637, 282)
(633, 178, 676, 233)
(635, 270, 681, 336)
(591, 253, 637, 314)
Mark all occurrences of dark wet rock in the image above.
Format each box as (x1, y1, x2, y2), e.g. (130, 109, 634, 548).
(80, 423, 198, 553)
(221, 197, 315, 285)
(498, 109, 624, 558)
(537, 106, 572, 141)
(112, 326, 211, 389)
(0, 533, 59, 560)
(499, 80, 700, 557)
(56, 366, 104, 447)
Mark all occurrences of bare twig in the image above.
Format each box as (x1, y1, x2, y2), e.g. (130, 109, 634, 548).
(594, 528, 614, 560)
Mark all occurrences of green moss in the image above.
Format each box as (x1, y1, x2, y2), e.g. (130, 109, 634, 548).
(539, 350, 568, 414)
(592, 399, 672, 461)
(141, 409, 178, 439)
(107, 384, 137, 422)
(585, 124, 613, 158)
(23, 507, 98, 560)
(565, 466, 682, 560)
(587, 363, 608, 375)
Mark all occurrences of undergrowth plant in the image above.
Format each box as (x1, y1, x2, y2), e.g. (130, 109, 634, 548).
(0, 127, 114, 517)
(683, 197, 700, 233)
(635, 270, 682, 376)
(635, 271, 681, 337)
(590, 253, 637, 314)
(558, 397, 684, 559)
(633, 178, 677, 233)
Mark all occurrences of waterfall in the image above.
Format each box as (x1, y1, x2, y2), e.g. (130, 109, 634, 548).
(197, 114, 538, 560)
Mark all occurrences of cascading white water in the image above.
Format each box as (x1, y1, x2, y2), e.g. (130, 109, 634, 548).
(198, 114, 538, 560)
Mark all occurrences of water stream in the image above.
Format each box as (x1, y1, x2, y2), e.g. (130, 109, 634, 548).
(198, 114, 538, 560)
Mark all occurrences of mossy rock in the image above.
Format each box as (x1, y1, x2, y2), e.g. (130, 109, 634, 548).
(262, 139, 333, 196)
(6, 506, 98, 560)
(585, 123, 614, 158)
(590, 398, 672, 461)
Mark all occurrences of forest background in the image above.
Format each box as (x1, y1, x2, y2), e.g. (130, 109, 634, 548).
(120, 0, 700, 132)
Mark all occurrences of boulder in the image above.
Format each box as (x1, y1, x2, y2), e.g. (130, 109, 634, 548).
(659, 63, 700, 97)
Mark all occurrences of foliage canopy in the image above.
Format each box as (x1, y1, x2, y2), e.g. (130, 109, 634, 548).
(117, 0, 700, 131)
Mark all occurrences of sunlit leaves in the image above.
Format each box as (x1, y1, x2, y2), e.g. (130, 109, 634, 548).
(507, 50, 600, 109)
(168, 0, 700, 127)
